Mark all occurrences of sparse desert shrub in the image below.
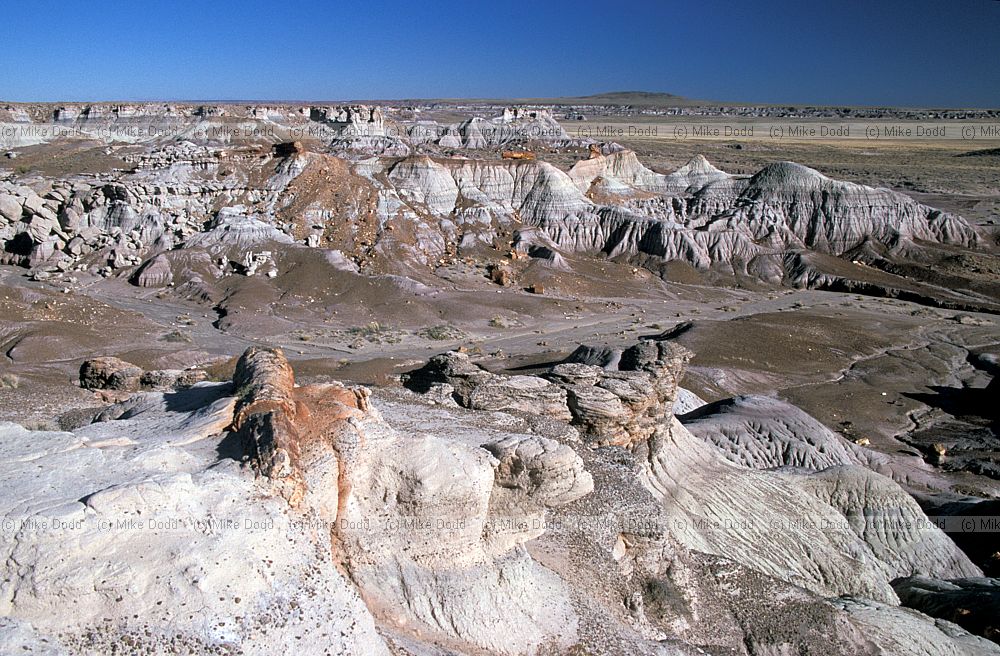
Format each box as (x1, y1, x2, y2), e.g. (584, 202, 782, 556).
(161, 330, 193, 343)
(0, 373, 21, 389)
(350, 321, 382, 338)
(488, 315, 519, 329)
(418, 324, 464, 341)
(345, 321, 402, 345)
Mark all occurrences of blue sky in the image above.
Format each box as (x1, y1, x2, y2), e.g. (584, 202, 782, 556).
(2, 0, 998, 106)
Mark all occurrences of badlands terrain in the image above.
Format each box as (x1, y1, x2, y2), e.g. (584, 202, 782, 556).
(0, 95, 998, 654)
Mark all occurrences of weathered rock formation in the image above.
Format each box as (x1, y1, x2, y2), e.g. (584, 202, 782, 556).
(404, 340, 690, 446)
(405, 339, 983, 604)
(2, 116, 987, 316)
(546, 339, 691, 446)
(402, 350, 572, 420)
(79, 356, 144, 391)
(230, 346, 370, 504)
(3, 344, 999, 654)
(129, 251, 173, 287)
(79, 356, 207, 394)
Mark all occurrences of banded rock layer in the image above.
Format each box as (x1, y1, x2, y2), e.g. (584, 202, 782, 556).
(3, 138, 981, 291)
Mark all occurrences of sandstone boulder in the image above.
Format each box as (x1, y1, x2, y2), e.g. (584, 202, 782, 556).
(138, 368, 207, 391)
(489, 263, 516, 287)
(4, 342, 997, 655)
(0, 194, 22, 222)
(80, 357, 207, 395)
(79, 357, 143, 391)
(547, 340, 691, 446)
(403, 351, 572, 420)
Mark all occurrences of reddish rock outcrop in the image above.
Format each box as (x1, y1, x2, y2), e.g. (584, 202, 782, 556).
(230, 346, 370, 504)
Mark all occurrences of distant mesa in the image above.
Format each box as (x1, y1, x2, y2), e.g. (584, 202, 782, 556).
(465, 90, 707, 108)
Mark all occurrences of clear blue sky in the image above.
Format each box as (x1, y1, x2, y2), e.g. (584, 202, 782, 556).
(2, 0, 998, 107)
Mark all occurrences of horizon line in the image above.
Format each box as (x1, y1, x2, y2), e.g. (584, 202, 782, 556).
(3, 96, 1000, 111)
